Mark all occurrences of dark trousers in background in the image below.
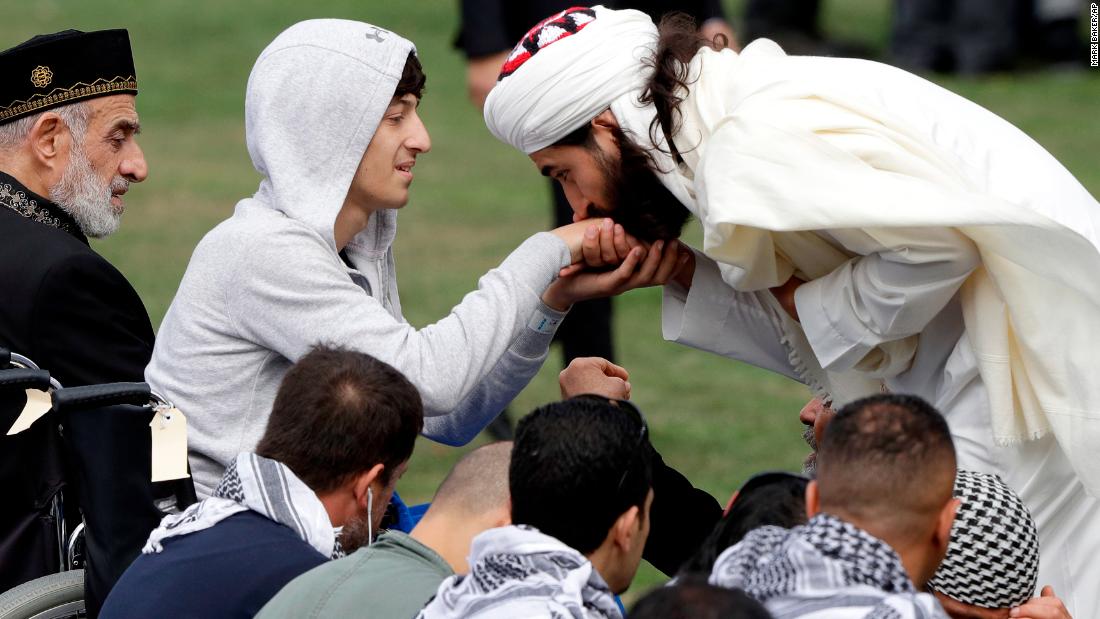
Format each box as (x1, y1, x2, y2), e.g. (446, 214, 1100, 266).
(550, 181, 615, 365)
(743, 0, 822, 44)
(892, 0, 1023, 74)
(892, 0, 1085, 73)
(483, 182, 616, 440)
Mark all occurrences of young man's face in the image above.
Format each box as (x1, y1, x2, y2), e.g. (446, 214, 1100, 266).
(347, 93, 430, 212)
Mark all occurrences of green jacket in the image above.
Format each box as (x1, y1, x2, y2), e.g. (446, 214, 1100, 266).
(257, 530, 453, 619)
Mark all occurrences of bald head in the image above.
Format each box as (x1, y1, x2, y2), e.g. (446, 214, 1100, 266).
(430, 441, 512, 517)
(816, 394, 956, 545)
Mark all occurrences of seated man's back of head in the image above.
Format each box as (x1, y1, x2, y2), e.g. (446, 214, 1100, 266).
(419, 396, 655, 619)
(99, 345, 423, 619)
(815, 393, 958, 582)
(710, 394, 958, 619)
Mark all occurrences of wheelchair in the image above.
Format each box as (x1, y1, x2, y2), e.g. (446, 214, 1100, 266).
(0, 348, 196, 618)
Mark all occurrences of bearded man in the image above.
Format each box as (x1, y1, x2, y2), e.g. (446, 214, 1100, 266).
(483, 6, 1100, 614)
(0, 29, 152, 387)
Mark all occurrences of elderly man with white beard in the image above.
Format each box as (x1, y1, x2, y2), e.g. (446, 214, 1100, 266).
(0, 29, 153, 389)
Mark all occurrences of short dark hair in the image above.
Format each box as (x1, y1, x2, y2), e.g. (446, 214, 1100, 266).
(256, 345, 423, 493)
(395, 51, 426, 99)
(511, 396, 653, 554)
(817, 394, 956, 538)
(630, 577, 772, 619)
(679, 472, 808, 576)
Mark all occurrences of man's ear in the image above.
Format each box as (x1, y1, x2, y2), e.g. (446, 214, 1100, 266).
(352, 462, 386, 508)
(591, 109, 620, 131)
(933, 497, 960, 552)
(27, 112, 69, 169)
(490, 504, 512, 528)
(612, 505, 642, 552)
(499, 496, 513, 527)
(805, 480, 821, 519)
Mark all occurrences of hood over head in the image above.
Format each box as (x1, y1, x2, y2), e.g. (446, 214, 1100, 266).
(245, 19, 415, 253)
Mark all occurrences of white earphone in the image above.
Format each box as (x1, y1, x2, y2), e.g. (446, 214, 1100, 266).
(366, 487, 374, 547)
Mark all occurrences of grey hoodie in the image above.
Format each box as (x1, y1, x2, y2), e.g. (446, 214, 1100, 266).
(146, 20, 570, 496)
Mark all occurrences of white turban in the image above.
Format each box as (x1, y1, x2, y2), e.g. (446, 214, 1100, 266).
(483, 5, 658, 154)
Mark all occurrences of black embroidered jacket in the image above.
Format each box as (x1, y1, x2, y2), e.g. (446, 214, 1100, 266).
(0, 170, 153, 387)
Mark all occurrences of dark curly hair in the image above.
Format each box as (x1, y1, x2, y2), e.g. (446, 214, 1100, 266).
(394, 51, 426, 99)
(641, 12, 723, 164)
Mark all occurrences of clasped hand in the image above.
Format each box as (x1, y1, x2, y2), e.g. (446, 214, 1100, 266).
(542, 218, 690, 311)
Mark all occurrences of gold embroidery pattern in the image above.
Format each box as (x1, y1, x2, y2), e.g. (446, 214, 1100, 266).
(30, 66, 53, 88)
(0, 182, 78, 236)
(1, 75, 137, 122)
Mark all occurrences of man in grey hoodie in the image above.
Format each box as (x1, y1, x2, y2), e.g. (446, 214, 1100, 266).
(146, 19, 686, 497)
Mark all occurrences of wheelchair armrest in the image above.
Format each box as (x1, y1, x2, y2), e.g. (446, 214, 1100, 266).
(52, 382, 153, 413)
(0, 368, 52, 391)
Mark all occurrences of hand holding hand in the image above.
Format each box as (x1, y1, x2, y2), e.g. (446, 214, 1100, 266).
(541, 239, 691, 310)
(550, 218, 637, 267)
(559, 357, 631, 400)
(578, 218, 639, 271)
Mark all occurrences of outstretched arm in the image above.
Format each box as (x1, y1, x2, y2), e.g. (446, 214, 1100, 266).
(663, 249, 802, 380)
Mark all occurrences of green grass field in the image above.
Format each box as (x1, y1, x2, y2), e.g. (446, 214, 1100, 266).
(4, 0, 1097, 600)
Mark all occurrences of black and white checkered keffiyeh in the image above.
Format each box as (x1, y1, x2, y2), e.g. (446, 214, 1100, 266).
(417, 525, 621, 619)
(710, 513, 948, 618)
(928, 470, 1039, 608)
(142, 452, 343, 559)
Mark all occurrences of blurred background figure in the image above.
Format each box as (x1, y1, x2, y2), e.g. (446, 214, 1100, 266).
(891, 0, 1087, 74)
(741, 0, 872, 57)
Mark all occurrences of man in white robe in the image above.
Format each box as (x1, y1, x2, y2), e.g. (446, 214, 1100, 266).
(482, 6, 1100, 614)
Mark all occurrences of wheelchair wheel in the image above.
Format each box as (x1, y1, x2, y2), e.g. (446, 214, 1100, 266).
(0, 570, 84, 619)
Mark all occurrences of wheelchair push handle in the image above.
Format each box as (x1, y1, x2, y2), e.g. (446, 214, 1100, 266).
(0, 346, 9, 366)
(0, 368, 52, 391)
(51, 382, 166, 413)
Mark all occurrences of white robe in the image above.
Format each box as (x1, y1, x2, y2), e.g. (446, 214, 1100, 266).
(662, 252, 1098, 615)
(638, 43, 1100, 615)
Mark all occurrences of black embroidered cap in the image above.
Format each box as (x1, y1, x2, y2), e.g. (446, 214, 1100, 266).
(0, 29, 137, 124)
